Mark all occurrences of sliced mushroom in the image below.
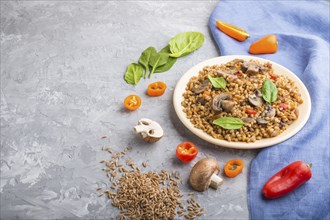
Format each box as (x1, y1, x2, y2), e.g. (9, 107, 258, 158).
(257, 105, 276, 125)
(212, 94, 234, 113)
(212, 94, 229, 111)
(196, 97, 207, 105)
(189, 158, 223, 192)
(265, 105, 276, 118)
(248, 90, 263, 107)
(221, 100, 235, 112)
(259, 66, 267, 74)
(133, 118, 164, 143)
(245, 62, 260, 75)
(240, 61, 249, 73)
(242, 117, 254, 123)
(257, 118, 269, 125)
(192, 79, 210, 94)
(216, 69, 238, 80)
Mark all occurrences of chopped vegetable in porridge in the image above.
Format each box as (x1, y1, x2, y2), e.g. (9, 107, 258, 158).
(181, 59, 303, 143)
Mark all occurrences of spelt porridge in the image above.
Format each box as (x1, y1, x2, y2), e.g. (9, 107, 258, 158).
(181, 59, 303, 143)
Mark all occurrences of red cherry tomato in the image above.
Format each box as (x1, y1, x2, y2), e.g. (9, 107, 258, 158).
(176, 142, 198, 163)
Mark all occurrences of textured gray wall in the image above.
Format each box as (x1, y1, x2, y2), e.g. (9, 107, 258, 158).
(1, 1, 257, 219)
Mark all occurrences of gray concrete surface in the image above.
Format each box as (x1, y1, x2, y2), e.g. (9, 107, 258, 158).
(1, 1, 258, 219)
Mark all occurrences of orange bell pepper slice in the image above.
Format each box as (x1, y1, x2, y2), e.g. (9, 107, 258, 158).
(124, 94, 141, 111)
(249, 34, 278, 54)
(224, 159, 244, 178)
(216, 20, 250, 42)
(147, 81, 167, 97)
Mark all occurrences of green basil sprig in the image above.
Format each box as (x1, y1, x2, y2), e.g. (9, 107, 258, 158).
(124, 63, 144, 85)
(208, 75, 227, 89)
(262, 79, 278, 103)
(213, 117, 244, 130)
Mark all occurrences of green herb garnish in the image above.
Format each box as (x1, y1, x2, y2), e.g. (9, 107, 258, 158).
(262, 79, 278, 103)
(138, 47, 156, 78)
(169, 32, 204, 58)
(213, 117, 244, 130)
(154, 45, 178, 73)
(124, 63, 144, 85)
(124, 32, 205, 85)
(208, 75, 227, 89)
(148, 51, 169, 78)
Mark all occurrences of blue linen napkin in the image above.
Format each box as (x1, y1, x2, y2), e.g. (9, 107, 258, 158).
(209, 1, 329, 219)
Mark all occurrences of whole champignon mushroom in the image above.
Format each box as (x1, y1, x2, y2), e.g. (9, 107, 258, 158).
(189, 158, 223, 192)
(133, 118, 164, 143)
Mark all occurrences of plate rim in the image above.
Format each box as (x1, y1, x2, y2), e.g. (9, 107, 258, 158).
(173, 55, 311, 149)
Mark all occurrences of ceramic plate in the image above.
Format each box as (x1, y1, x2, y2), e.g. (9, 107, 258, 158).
(173, 55, 311, 149)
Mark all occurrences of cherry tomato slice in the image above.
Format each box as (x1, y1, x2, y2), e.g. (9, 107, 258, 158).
(246, 108, 257, 115)
(147, 81, 167, 97)
(124, 95, 141, 111)
(176, 142, 198, 163)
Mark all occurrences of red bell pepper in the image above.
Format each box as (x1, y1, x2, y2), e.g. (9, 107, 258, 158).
(262, 161, 312, 199)
(279, 103, 289, 110)
(246, 108, 257, 115)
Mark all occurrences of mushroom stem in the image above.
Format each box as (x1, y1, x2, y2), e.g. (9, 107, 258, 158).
(134, 125, 149, 134)
(209, 174, 223, 189)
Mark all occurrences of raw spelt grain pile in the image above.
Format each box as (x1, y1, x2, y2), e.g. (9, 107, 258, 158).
(182, 59, 303, 143)
(98, 146, 204, 220)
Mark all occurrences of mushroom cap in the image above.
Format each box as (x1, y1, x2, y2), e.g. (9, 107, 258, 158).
(189, 158, 220, 192)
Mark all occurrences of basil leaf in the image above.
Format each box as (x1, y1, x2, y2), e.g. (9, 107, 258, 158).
(149, 51, 169, 78)
(262, 79, 278, 103)
(154, 45, 178, 73)
(124, 63, 144, 85)
(207, 75, 227, 89)
(213, 117, 244, 130)
(138, 47, 156, 78)
(169, 32, 204, 58)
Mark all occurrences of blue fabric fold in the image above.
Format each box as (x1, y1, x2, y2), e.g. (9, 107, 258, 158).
(209, 1, 329, 219)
